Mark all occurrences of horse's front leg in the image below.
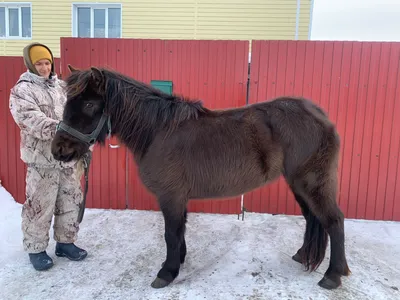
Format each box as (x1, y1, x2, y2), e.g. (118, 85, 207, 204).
(161, 208, 187, 267)
(151, 197, 187, 289)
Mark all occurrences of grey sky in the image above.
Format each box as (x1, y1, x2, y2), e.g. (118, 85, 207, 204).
(310, 0, 400, 41)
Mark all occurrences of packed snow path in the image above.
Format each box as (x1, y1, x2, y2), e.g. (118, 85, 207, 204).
(0, 186, 399, 300)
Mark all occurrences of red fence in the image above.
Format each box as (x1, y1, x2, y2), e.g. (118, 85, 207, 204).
(1, 38, 399, 221)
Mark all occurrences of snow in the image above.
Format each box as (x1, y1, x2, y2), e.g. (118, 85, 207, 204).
(0, 185, 399, 300)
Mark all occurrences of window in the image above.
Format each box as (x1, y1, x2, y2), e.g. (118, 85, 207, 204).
(0, 3, 32, 39)
(72, 4, 122, 38)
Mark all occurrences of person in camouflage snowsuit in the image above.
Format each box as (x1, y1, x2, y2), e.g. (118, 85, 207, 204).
(9, 42, 89, 271)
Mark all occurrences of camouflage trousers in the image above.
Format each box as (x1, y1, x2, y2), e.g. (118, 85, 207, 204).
(21, 162, 84, 253)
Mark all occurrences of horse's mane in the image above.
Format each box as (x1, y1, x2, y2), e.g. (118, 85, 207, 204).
(65, 67, 210, 156)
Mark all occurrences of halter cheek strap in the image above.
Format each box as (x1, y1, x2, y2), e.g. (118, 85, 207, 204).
(56, 113, 111, 145)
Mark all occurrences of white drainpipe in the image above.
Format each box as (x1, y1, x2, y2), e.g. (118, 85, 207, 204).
(295, 0, 301, 40)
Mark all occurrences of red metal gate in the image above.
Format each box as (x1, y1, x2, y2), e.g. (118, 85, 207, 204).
(245, 40, 400, 221)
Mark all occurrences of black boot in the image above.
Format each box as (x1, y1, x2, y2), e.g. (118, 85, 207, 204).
(29, 251, 54, 271)
(55, 242, 88, 261)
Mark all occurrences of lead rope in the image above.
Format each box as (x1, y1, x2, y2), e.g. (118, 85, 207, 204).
(77, 151, 92, 223)
(76, 115, 111, 223)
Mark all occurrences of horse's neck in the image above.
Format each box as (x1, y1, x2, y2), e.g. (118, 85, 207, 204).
(108, 94, 173, 156)
(109, 91, 203, 158)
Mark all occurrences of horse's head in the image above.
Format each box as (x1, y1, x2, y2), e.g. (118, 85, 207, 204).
(51, 65, 110, 162)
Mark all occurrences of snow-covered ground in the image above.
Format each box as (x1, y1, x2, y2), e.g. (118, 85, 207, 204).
(0, 185, 399, 300)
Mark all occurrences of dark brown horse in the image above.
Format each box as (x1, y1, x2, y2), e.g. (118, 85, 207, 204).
(51, 65, 350, 290)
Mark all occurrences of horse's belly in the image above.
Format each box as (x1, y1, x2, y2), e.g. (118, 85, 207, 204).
(189, 179, 268, 199)
(187, 156, 280, 199)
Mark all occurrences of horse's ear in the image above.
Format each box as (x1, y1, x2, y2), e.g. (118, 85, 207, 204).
(90, 67, 104, 87)
(67, 64, 79, 73)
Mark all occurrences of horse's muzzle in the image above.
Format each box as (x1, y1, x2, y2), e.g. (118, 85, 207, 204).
(51, 132, 88, 162)
(51, 143, 77, 162)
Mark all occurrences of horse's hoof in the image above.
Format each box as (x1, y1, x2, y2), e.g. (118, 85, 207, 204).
(151, 277, 171, 289)
(318, 276, 341, 290)
(292, 253, 302, 264)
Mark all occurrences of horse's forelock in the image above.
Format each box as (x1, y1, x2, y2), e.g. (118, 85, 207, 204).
(65, 68, 108, 101)
(65, 70, 91, 99)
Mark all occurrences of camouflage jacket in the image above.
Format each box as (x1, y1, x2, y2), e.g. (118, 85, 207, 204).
(9, 71, 78, 169)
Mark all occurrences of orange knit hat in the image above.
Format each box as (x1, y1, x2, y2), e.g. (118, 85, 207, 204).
(29, 45, 53, 64)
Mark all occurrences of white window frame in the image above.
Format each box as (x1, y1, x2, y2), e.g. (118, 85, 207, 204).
(0, 2, 32, 40)
(72, 3, 122, 38)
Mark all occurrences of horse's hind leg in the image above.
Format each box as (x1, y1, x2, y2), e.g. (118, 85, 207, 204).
(289, 171, 350, 290)
(151, 195, 187, 289)
(290, 192, 316, 265)
(180, 209, 188, 264)
(312, 189, 350, 289)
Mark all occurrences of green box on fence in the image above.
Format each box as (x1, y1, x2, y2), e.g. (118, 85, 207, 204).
(151, 80, 173, 95)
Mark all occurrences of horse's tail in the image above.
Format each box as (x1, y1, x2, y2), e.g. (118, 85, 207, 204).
(294, 99, 333, 271)
(301, 209, 329, 272)
(296, 99, 336, 271)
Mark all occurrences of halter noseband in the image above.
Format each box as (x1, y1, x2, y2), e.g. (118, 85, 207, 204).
(56, 112, 111, 145)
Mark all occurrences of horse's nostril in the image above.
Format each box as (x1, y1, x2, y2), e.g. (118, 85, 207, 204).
(56, 146, 62, 156)
(53, 144, 66, 159)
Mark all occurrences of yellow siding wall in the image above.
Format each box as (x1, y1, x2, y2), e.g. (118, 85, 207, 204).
(196, 0, 310, 40)
(124, 0, 311, 40)
(0, 0, 312, 57)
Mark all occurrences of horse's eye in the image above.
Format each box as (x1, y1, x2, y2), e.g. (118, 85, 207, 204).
(85, 103, 93, 108)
